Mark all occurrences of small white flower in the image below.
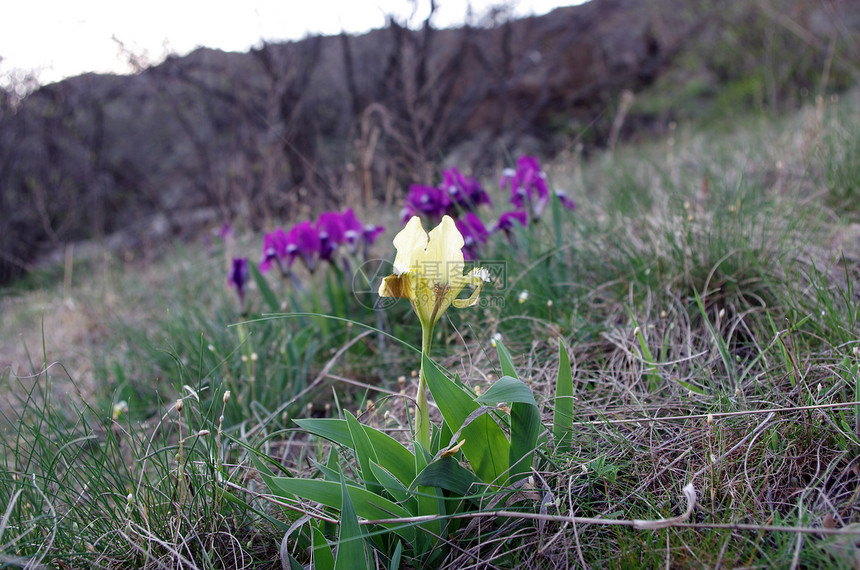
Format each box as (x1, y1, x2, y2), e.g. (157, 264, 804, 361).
(112, 401, 128, 420)
(518, 290, 530, 304)
(491, 332, 503, 347)
(474, 267, 491, 283)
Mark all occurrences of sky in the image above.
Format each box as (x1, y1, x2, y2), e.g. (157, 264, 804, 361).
(0, 0, 584, 87)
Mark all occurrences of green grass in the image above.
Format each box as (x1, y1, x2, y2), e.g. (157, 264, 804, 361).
(3, 90, 860, 568)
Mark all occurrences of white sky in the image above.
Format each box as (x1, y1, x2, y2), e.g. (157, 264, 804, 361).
(0, 0, 584, 86)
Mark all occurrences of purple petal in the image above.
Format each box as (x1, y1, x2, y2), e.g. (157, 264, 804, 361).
(259, 228, 288, 273)
(228, 257, 249, 296)
(362, 223, 385, 246)
(555, 189, 576, 211)
(495, 210, 528, 233)
(405, 184, 451, 218)
(292, 221, 321, 272)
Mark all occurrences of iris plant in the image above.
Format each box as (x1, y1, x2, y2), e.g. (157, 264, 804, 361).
(441, 166, 492, 210)
(260, 209, 385, 279)
(378, 215, 489, 447)
(500, 155, 550, 220)
(227, 257, 249, 314)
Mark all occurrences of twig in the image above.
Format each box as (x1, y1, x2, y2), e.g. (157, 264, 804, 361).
(572, 401, 859, 426)
(693, 412, 775, 480)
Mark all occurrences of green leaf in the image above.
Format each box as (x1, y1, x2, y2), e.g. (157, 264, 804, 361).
(495, 341, 519, 379)
(552, 339, 574, 451)
(310, 458, 342, 483)
(249, 261, 280, 313)
(344, 411, 381, 492)
(369, 461, 415, 512)
(295, 418, 415, 486)
(552, 187, 564, 249)
(694, 290, 736, 387)
(509, 400, 541, 481)
(412, 440, 443, 545)
(476, 376, 538, 407)
(422, 353, 510, 485)
(334, 475, 368, 570)
(312, 525, 335, 570)
(389, 540, 403, 570)
(414, 457, 481, 497)
(675, 378, 708, 396)
(262, 475, 417, 544)
(627, 309, 661, 390)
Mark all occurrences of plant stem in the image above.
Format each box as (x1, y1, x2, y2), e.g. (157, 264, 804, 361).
(416, 321, 434, 449)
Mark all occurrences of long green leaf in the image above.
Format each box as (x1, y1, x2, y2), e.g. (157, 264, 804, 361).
(413, 440, 442, 550)
(262, 475, 416, 544)
(344, 411, 381, 492)
(508, 400, 541, 481)
(475, 375, 541, 479)
(414, 457, 481, 497)
(334, 475, 369, 570)
(422, 354, 510, 485)
(389, 540, 403, 570)
(476, 376, 538, 406)
(248, 261, 280, 313)
(312, 525, 335, 570)
(369, 461, 416, 512)
(627, 309, 661, 390)
(694, 290, 736, 387)
(295, 418, 415, 486)
(495, 341, 519, 379)
(552, 339, 574, 451)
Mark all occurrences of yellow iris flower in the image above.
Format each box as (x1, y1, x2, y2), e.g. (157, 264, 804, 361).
(378, 215, 489, 330)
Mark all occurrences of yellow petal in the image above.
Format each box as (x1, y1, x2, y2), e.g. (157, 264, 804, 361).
(441, 439, 466, 457)
(424, 215, 464, 288)
(392, 217, 427, 275)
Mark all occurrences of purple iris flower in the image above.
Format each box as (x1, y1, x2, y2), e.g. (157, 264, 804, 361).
(456, 213, 489, 261)
(316, 211, 346, 262)
(442, 166, 492, 211)
(337, 207, 385, 258)
(555, 189, 577, 211)
(291, 220, 321, 273)
(404, 184, 451, 221)
(362, 223, 384, 246)
(501, 155, 550, 220)
(493, 210, 528, 234)
(340, 209, 364, 253)
(260, 228, 289, 273)
(227, 257, 249, 313)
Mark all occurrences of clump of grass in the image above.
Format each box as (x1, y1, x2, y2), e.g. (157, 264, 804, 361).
(0, 358, 286, 568)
